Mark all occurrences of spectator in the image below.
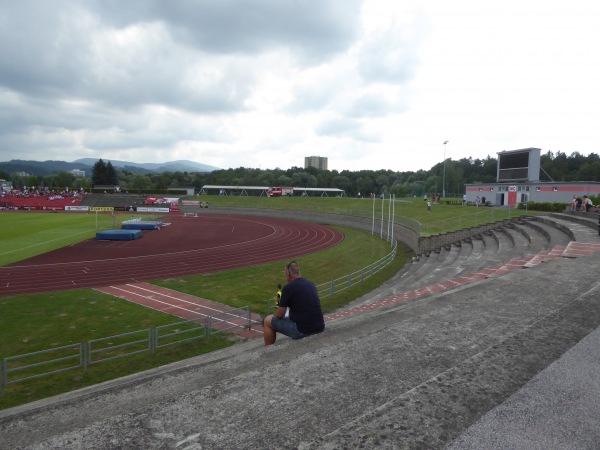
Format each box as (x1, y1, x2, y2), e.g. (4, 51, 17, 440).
(570, 195, 577, 212)
(583, 195, 593, 212)
(262, 261, 325, 346)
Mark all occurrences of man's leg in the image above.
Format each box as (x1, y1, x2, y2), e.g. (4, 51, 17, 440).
(263, 315, 277, 346)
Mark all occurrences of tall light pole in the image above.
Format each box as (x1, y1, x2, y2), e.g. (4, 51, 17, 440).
(442, 140, 449, 198)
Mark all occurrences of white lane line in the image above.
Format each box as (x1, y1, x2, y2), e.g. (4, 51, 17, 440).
(106, 285, 251, 329)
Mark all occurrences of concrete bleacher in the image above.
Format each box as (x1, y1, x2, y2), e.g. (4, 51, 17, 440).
(80, 193, 150, 208)
(0, 195, 82, 209)
(1, 211, 599, 449)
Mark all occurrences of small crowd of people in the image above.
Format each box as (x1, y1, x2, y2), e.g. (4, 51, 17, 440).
(1, 186, 84, 201)
(570, 195, 594, 212)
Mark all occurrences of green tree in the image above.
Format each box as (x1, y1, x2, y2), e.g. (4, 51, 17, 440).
(333, 175, 351, 192)
(130, 174, 152, 190)
(92, 159, 107, 186)
(105, 162, 118, 185)
(52, 172, 77, 190)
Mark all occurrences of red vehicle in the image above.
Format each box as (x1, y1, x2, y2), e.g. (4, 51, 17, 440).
(267, 186, 294, 197)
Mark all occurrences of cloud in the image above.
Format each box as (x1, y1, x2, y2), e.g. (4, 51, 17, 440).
(0, 0, 599, 174)
(315, 117, 380, 143)
(357, 19, 424, 84)
(89, 0, 363, 62)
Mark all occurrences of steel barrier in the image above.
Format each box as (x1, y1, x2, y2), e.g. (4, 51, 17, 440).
(1, 344, 84, 393)
(0, 312, 248, 396)
(207, 306, 252, 341)
(155, 319, 208, 349)
(265, 236, 398, 315)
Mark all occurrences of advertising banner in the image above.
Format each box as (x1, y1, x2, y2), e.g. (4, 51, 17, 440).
(65, 206, 90, 211)
(90, 207, 115, 212)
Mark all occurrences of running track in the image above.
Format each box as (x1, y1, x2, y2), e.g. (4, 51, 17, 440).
(0, 214, 344, 298)
(97, 282, 264, 339)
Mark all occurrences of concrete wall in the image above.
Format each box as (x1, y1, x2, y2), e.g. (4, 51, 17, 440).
(202, 207, 521, 257)
(417, 218, 520, 255)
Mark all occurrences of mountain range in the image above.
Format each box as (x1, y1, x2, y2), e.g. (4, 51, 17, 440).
(0, 159, 220, 177)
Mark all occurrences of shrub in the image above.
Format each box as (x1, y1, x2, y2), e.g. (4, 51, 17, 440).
(519, 201, 567, 212)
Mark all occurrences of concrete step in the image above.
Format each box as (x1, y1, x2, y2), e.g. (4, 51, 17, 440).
(540, 214, 599, 243)
(510, 220, 553, 253)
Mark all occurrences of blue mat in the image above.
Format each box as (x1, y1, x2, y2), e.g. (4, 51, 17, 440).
(122, 221, 162, 230)
(96, 229, 142, 240)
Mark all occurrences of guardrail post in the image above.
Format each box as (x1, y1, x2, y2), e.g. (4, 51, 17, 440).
(330, 280, 335, 296)
(207, 316, 212, 343)
(247, 306, 252, 330)
(83, 341, 89, 372)
(80, 343, 85, 372)
(151, 328, 156, 354)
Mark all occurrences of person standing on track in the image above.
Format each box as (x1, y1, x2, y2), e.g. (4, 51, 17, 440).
(262, 261, 325, 346)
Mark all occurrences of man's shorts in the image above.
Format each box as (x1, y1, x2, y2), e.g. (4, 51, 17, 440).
(271, 316, 305, 340)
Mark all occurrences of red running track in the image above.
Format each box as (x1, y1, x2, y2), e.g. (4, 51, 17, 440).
(0, 214, 344, 298)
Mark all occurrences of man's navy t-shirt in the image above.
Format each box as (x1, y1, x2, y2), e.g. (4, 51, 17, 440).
(279, 278, 325, 335)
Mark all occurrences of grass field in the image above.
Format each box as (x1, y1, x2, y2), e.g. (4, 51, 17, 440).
(0, 211, 124, 266)
(0, 197, 531, 409)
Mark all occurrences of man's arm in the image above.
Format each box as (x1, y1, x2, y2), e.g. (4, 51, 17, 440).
(274, 306, 287, 318)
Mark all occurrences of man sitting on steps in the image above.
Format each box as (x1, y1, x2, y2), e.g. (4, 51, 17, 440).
(262, 261, 325, 346)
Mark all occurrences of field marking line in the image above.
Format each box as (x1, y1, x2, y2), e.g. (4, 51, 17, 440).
(124, 283, 225, 315)
(123, 284, 262, 332)
(125, 284, 255, 325)
(107, 285, 210, 318)
(108, 285, 250, 330)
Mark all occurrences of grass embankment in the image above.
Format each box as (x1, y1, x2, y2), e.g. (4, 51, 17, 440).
(192, 194, 534, 235)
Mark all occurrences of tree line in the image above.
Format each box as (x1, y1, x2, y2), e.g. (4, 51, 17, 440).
(2, 151, 599, 197)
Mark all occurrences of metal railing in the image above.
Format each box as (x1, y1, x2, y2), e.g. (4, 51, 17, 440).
(317, 238, 397, 299)
(1, 311, 248, 396)
(207, 307, 252, 341)
(266, 237, 398, 315)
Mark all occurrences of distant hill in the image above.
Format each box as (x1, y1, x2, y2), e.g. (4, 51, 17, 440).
(0, 159, 220, 177)
(73, 158, 220, 173)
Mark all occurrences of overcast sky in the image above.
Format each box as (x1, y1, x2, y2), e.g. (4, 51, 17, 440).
(1, 0, 599, 173)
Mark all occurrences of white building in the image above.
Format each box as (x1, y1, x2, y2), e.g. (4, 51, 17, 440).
(0, 179, 13, 192)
